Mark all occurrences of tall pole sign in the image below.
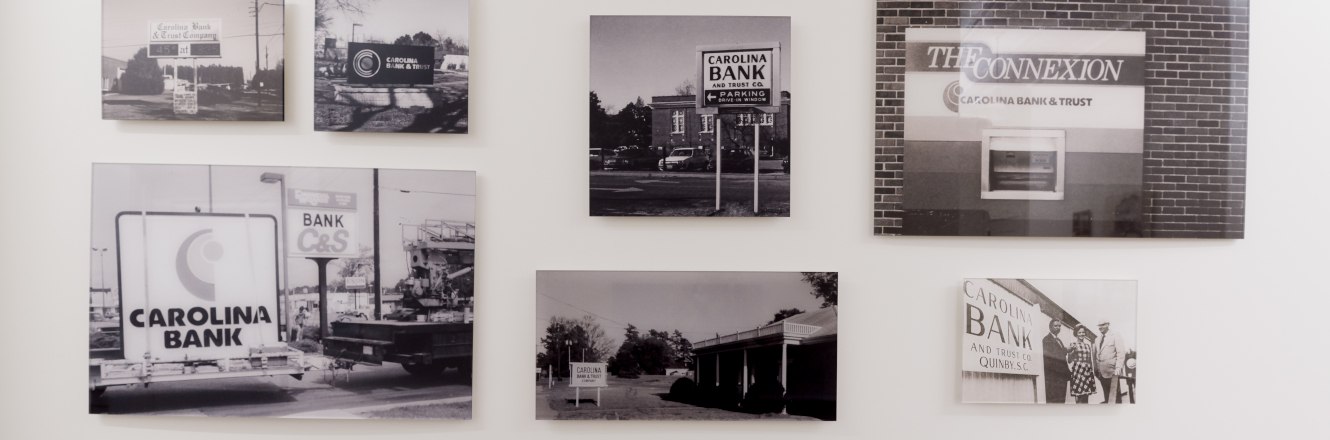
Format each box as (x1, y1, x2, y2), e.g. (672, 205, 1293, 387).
(286, 189, 360, 340)
(148, 19, 222, 115)
(696, 42, 781, 214)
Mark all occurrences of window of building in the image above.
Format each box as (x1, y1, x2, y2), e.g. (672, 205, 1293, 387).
(735, 113, 774, 127)
(672, 110, 685, 134)
(699, 114, 714, 133)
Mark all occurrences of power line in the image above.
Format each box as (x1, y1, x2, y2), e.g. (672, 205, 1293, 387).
(538, 293, 627, 328)
(382, 187, 476, 197)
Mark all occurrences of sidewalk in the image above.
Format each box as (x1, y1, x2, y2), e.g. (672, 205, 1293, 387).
(281, 396, 473, 419)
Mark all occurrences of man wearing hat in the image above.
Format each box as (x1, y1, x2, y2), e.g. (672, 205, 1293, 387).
(1095, 319, 1127, 404)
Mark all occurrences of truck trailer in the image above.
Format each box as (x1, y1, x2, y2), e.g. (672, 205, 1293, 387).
(91, 212, 304, 397)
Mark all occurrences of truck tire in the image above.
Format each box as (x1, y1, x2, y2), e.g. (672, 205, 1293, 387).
(402, 363, 446, 376)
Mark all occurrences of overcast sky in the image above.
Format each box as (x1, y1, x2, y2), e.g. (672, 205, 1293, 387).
(535, 271, 827, 352)
(1027, 279, 1137, 350)
(590, 16, 791, 113)
(103, 0, 285, 81)
(318, 0, 469, 46)
(90, 164, 474, 293)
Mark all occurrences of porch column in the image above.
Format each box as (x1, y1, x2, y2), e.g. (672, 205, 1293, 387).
(742, 349, 749, 396)
(780, 342, 787, 389)
(715, 353, 720, 387)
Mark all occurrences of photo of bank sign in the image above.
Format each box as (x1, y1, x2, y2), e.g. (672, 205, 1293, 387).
(90, 164, 476, 419)
(589, 16, 791, 217)
(876, 24, 1248, 238)
(101, 0, 284, 121)
(314, 0, 470, 133)
(962, 279, 1137, 405)
(536, 271, 836, 420)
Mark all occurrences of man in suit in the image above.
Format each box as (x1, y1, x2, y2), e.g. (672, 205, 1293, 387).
(1095, 319, 1128, 404)
(1042, 320, 1071, 403)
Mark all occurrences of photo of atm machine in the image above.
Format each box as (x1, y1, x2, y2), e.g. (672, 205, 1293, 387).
(980, 129, 1066, 201)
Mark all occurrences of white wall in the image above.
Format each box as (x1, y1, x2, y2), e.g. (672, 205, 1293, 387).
(1, 0, 1327, 439)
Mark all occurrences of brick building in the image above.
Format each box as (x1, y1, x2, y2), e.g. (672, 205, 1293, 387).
(875, 1, 1249, 238)
(650, 92, 792, 158)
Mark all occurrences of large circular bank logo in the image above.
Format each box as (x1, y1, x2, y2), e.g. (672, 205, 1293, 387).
(352, 49, 381, 78)
(943, 81, 963, 113)
(176, 229, 222, 301)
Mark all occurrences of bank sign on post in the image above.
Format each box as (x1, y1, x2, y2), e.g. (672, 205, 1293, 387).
(286, 189, 359, 259)
(569, 362, 608, 387)
(696, 43, 781, 109)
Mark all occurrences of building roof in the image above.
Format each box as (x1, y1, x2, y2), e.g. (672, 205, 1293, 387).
(692, 306, 837, 354)
(781, 306, 837, 339)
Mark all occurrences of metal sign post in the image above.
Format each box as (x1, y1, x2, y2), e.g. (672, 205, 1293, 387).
(696, 42, 781, 215)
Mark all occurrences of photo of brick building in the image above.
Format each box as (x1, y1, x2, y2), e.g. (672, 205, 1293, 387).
(874, 1, 1249, 238)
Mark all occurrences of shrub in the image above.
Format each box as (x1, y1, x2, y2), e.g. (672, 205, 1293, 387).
(120, 48, 164, 95)
(289, 339, 321, 353)
(299, 325, 322, 343)
(742, 379, 786, 414)
(668, 377, 696, 402)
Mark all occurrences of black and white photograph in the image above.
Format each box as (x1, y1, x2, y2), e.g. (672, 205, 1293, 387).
(101, 0, 285, 121)
(89, 164, 476, 419)
(535, 271, 836, 420)
(590, 16, 791, 217)
(314, 0, 469, 133)
(874, 4, 1249, 238)
(961, 279, 1137, 404)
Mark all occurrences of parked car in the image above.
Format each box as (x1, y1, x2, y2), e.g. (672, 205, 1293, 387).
(603, 148, 657, 170)
(659, 148, 710, 171)
(589, 148, 607, 170)
(706, 148, 756, 173)
(782, 156, 790, 174)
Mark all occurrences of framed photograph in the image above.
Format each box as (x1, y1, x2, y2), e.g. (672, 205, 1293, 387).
(90, 164, 476, 419)
(961, 279, 1138, 404)
(536, 271, 837, 420)
(874, 4, 1249, 238)
(313, 0, 470, 133)
(590, 16, 791, 217)
(102, 0, 285, 121)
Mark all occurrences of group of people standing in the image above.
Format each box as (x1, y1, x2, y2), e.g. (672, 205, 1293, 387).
(1042, 319, 1128, 404)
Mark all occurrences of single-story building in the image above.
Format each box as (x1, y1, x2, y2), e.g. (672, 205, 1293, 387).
(692, 306, 836, 419)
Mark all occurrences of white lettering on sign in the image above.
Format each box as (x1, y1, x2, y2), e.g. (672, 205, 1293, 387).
(150, 20, 222, 42)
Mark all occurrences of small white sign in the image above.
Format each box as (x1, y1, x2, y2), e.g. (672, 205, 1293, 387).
(569, 362, 608, 388)
(345, 276, 367, 290)
(287, 206, 359, 260)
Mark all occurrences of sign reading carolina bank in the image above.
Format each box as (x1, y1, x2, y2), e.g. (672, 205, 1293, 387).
(569, 362, 608, 388)
(346, 42, 435, 86)
(149, 20, 221, 42)
(116, 213, 281, 363)
(696, 43, 781, 109)
(961, 279, 1042, 375)
(287, 189, 360, 259)
(905, 28, 1145, 132)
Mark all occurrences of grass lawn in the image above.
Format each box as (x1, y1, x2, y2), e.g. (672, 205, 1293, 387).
(313, 64, 468, 133)
(540, 375, 815, 421)
(102, 90, 283, 121)
(361, 401, 471, 419)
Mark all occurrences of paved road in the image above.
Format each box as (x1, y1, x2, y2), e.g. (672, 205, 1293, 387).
(590, 168, 790, 216)
(91, 361, 471, 417)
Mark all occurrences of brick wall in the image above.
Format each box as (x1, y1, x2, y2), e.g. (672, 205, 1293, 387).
(874, 0, 1249, 238)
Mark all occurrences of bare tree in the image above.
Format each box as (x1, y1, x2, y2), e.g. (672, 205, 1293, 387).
(674, 79, 696, 96)
(314, 0, 379, 32)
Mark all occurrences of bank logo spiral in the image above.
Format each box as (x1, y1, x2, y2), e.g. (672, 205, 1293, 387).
(943, 81, 963, 113)
(176, 229, 221, 301)
(352, 49, 381, 78)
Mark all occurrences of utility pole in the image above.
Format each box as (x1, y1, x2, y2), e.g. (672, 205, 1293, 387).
(254, 0, 260, 92)
(373, 169, 382, 320)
